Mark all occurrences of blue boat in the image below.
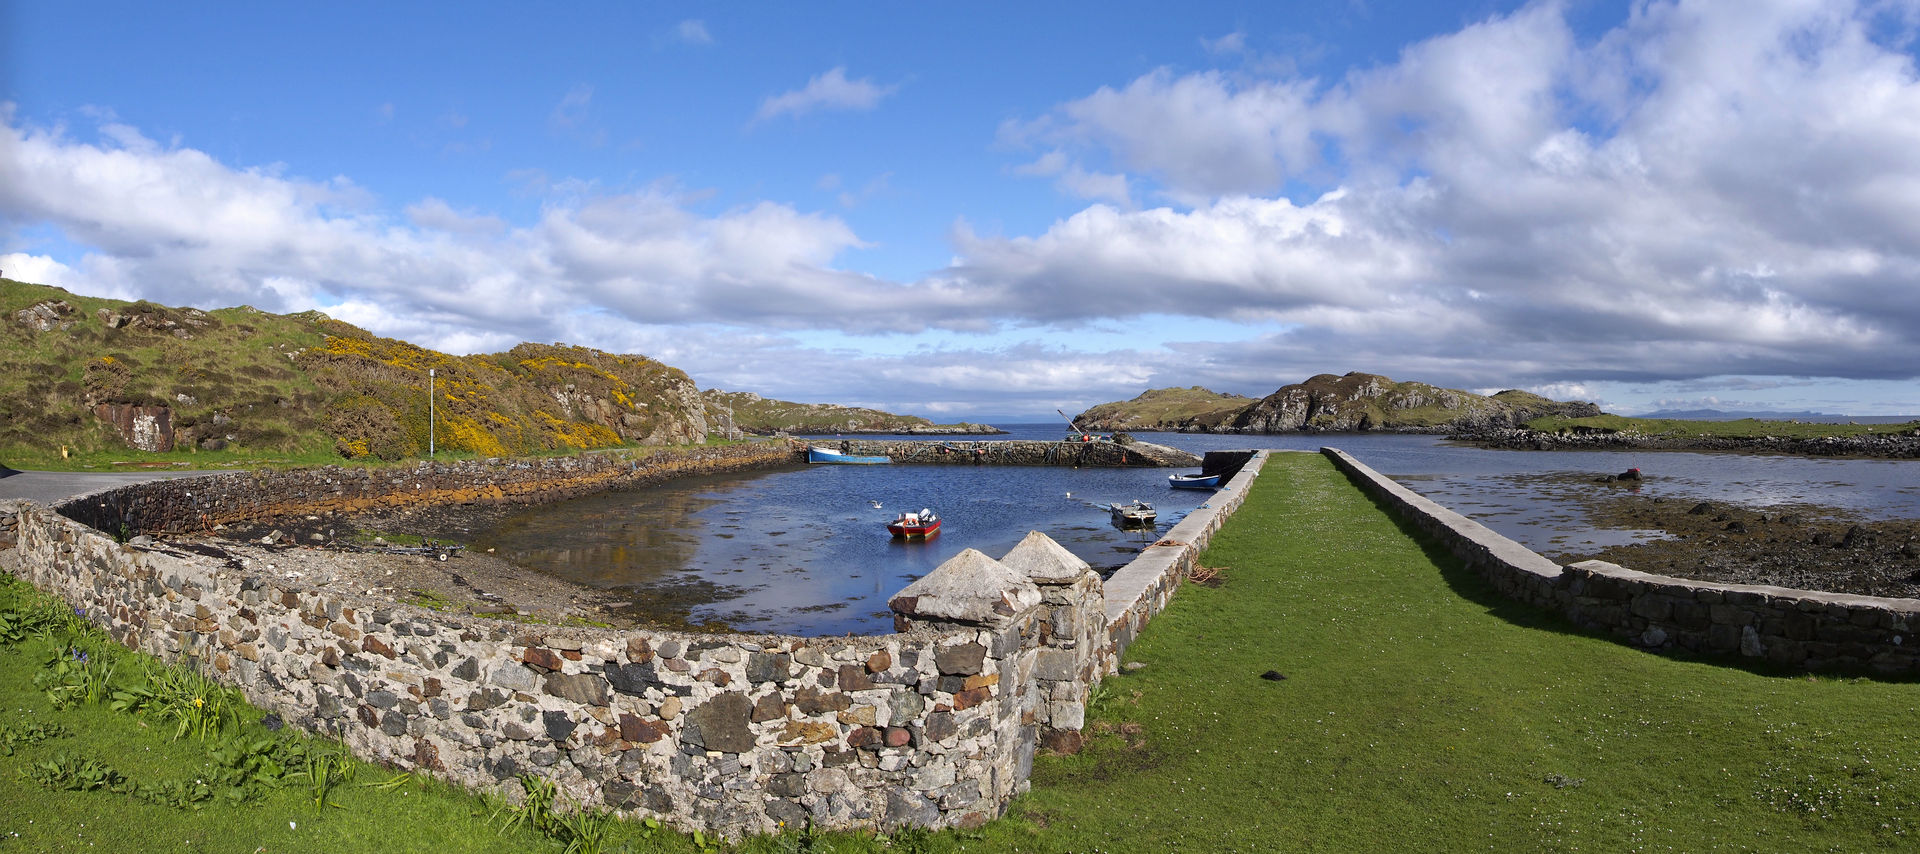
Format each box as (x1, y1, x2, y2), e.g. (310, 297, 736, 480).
(1168, 472, 1222, 489)
(808, 446, 892, 465)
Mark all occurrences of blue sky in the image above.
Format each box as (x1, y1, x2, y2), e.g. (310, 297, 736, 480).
(4, 1, 1920, 420)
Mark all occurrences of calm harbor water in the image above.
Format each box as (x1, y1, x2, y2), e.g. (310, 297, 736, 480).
(476, 424, 1920, 636)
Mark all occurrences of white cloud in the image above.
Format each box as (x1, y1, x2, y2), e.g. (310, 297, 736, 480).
(754, 67, 900, 123)
(1201, 31, 1246, 55)
(977, 0, 1920, 391)
(675, 19, 714, 46)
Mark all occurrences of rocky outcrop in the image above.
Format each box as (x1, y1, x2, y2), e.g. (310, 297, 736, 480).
(1456, 426, 1920, 458)
(12, 299, 76, 332)
(92, 403, 175, 452)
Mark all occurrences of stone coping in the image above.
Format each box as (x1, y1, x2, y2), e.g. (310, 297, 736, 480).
(1102, 450, 1272, 628)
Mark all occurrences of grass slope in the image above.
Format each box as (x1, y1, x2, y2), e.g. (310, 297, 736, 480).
(0, 279, 705, 471)
(973, 452, 1920, 852)
(1073, 387, 1253, 432)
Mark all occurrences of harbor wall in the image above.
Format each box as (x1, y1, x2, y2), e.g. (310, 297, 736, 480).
(55, 443, 796, 536)
(1, 446, 1272, 837)
(1323, 447, 1920, 674)
(814, 438, 1199, 468)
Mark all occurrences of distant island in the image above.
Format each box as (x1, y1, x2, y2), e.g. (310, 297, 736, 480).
(701, 390, 1000, 436)
(1074, 372, 1599, 434)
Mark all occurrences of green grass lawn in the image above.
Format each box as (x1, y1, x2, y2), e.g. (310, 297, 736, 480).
(970, 452, 1920, 852)
(7, 452, 1920, 852)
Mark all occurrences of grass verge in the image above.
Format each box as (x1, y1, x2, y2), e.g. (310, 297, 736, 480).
(968, 452, 1920, 852)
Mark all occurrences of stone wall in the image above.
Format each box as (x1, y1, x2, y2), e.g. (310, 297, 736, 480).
(1324, 447, 1920, 674)
(10, 502, 1037, 835)
(1, 446, 1273, 836)
(0, 500, 20, 549)
(820, 439, 1200, 468)
(59, 443, 799, 537)
(1100, 452, 1270, 671)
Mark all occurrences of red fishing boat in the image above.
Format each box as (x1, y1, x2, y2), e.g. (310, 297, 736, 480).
(887, 509, 941, 539)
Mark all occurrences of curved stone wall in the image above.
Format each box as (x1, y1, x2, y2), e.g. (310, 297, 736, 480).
(2, 446, 1272, 836)
(1324, 447, 1920, 674)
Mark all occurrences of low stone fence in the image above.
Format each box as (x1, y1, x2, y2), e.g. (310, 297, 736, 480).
(2, 447, 1272, 836)
(1324, 447, 1920, 674)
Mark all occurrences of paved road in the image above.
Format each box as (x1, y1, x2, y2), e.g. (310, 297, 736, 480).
(0, 467, 223, 506)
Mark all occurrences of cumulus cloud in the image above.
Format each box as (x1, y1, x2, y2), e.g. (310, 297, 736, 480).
(754, 67, 900, 123)
(0, 111, 949, 355)
(9, 1, 1920, 417)
(976, 0, 1920, 391)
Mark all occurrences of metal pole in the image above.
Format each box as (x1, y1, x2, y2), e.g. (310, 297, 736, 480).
(428, 368, 435, 459)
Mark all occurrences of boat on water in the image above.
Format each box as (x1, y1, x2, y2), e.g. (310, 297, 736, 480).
(887, 509, 941, 538)
(808, 446, 891, 465)
(1168, 472, 1222, 489)
(1109, 500, 1157, 526)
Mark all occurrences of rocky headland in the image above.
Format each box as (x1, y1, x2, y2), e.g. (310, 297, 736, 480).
(702, 390, 1001, 436)
(1076, 372, 1600, 434)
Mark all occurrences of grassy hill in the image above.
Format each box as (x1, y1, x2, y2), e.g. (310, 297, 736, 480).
(701, 389, 998, 435)
(1073, 386, 1253, 432)
(0, 279, 706, 469)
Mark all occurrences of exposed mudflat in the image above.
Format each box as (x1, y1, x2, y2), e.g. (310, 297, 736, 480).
(189, 507, 644, 629)
(1553, 492, 1920, 599)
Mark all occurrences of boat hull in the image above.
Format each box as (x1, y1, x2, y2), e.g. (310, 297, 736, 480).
(808, 447, 892, 464)
(1108, 501, 1157, 526)
(887, 520, 941, 538)
(1168, 473, 1222, 489)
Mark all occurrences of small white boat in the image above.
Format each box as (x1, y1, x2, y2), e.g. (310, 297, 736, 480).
(808, 446, 891, 464)
(1109, 500, 1156, 526)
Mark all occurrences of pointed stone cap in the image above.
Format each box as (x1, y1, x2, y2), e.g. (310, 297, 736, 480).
(999, 531, 1092, 585)
(889, 548, 1041, 628)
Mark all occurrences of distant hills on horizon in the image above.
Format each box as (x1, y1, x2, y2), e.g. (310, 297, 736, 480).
(1632, 409, 1920, 424)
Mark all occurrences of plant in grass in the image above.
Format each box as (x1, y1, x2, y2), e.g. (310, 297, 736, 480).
(491, 774, 562, 837)
(109, 657, 242, 740)
(32, 637, 121, 709)
(0, 719, 72, 755)
(23, 753, 133, 794)
(298, 748, 357, 809)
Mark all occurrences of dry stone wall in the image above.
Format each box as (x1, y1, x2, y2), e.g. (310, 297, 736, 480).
(1324, 447, 1920, 674)
(58, 443, 797, 536)
(1, 445, 1271, 836)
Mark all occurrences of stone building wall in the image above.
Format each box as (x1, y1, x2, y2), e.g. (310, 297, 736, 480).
(1324, 447, 1920, 674)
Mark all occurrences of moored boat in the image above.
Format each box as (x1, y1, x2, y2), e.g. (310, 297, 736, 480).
(1109, 499, 1156, 526)
(808, 446, 892, 464)
(887, 509, 941, 538)
(1168, 472, 1222, 489)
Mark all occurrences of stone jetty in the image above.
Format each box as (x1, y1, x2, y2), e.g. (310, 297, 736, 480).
(797, 438, 1200, 468)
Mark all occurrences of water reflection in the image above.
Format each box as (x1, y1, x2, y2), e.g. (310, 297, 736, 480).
(478, 426, 1918, 637)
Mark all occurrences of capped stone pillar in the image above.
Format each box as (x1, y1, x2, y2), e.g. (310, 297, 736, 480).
(999, 532, 1105, 739)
